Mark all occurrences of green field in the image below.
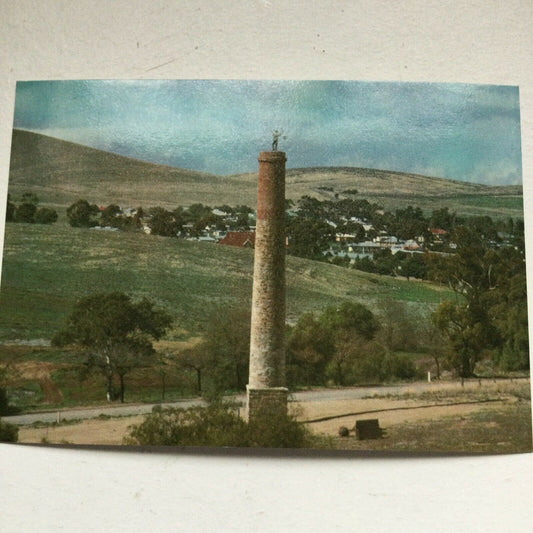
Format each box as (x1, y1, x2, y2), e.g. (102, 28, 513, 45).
(0, 222, 453, 342)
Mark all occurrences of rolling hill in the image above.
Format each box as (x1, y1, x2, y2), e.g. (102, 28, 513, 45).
(8, 129, 524, 218)
(0, 222, 452, 341)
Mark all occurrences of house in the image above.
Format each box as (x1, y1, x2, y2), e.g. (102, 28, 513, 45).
(402, 239, 421, 251)
(373, 235, 398, 246)
(429, 228, 448, 243)
(219, 231, 256, 248)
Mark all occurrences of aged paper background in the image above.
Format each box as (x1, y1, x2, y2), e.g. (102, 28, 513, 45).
(1, 1, 532, 531)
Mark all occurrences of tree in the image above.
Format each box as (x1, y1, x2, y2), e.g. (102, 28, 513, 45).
(431, 226, 500, 377)
(320, 302, 380, 341)
(319, 302, 380, 385)
(286, 216, 335, 259)
(417, 305, 449, 379)
(14, 202, 37, 223)
(376, 299, 417, 353)
(184, 203, 212, 224)
(53, 292, 173, 402)
(201, 307, 251, 393)
(100, 204, 123, 227)
(287, 313, 334, 386)
(433, 301, 488, 377)
(67, 199, 99, 227)
(35, 207, 58, 224)
(175, 345, 210, 394)
(486, 248, 529, 370)
(430, 207, 456, 231)
(147, 207, 182, 236)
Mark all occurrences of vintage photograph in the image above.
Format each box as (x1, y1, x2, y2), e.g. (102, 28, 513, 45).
(0, 79, 530, 452)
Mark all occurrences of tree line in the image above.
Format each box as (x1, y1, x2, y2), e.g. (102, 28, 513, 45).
(6, 193, 58, 224)
(65, 199, 254, 236)
(48, 267, 528, 407)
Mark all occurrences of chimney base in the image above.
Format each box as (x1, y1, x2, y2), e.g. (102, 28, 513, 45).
(245, 386, 288, 423)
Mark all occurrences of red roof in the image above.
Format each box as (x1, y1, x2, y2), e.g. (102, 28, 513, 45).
(219, 231, 256, 248)
(430, 228, 448, 235)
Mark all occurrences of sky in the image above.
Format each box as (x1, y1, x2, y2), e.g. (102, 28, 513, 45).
(13, 80, 523, 185)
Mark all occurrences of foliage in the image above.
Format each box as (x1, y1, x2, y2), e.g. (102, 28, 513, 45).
(320, 302, 380, 341)
(53, 292, 173, 402)
(0, 362, 20, 415)
(376, 300, 417, 353)
(100, 204, 123, 227)
(286, 215, 335, 259)
(124, 400, 249, 447)
(14, 202, 37, 223)
(147, 207, 182, 236)
(124, 399, 311, 448)
(35, 207, 59, 224)
(67, 199, 99, 227)
(6, 193, 58, 225)
(0, 419, 18, 442)
(287, 313, 334, 386)
(432, 225, 528, 376)
(174, 345, 210, 394)
(288, 302, 382, 387)
(488, 255, 529, 371)
(247, 401, 311, 448)
(200, 307, 251, 393)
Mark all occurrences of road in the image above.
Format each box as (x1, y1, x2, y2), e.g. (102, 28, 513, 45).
(3, 377, 527, 426)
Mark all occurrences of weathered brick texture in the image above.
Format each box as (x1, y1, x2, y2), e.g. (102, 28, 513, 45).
(247, 151, 288, 420)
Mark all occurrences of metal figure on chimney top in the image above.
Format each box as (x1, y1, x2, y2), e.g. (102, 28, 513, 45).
(271, 129, 286, 151)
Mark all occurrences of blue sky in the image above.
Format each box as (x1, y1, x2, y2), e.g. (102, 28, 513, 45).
(13, 80, 522, 185)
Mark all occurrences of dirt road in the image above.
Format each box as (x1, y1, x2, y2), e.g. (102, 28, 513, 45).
(10, 378, 529, 446)
(5, 377, 527, 426)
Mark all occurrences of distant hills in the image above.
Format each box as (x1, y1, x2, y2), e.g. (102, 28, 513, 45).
(8, 129, 523, 218)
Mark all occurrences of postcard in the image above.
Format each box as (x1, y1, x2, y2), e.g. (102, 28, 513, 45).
(0, 80, 530, 452)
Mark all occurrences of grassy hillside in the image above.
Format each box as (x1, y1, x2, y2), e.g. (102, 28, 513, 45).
(8, 129, 247, 210)
(8, 129, 523, 218)
(232, 167, 523, 218)
(0, 222, 452, 341)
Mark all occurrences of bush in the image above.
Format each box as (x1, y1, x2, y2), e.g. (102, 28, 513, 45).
(0, 419, 18, 442)
(35, 207, 58, 224)
(125, 399, 312, 448)
(125, 401, 249, 447)
(67, 199, 99, 227)
(247, 401, 311, 448)
(381, 353, 421, 381)
(14, 202, 37, 223)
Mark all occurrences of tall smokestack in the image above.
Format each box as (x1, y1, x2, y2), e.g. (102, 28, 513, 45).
(247, 150, 288, 421)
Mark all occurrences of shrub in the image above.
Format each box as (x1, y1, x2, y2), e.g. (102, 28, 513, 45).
(14, 202, 37, 223)
(67, 199, 99, 227)
(247, 401, 312, 449)
(124, 400, 249, 447)
(125, 399, 312, 448)
(35, 207, 58, 224)
(0, 419, 18, 442)
(381, 353, 421, 381)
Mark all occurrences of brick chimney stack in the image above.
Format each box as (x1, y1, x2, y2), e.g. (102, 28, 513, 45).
(247, 150, 288, 421)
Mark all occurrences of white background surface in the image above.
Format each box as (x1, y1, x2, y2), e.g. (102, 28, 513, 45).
(1, 1, 532, 531)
